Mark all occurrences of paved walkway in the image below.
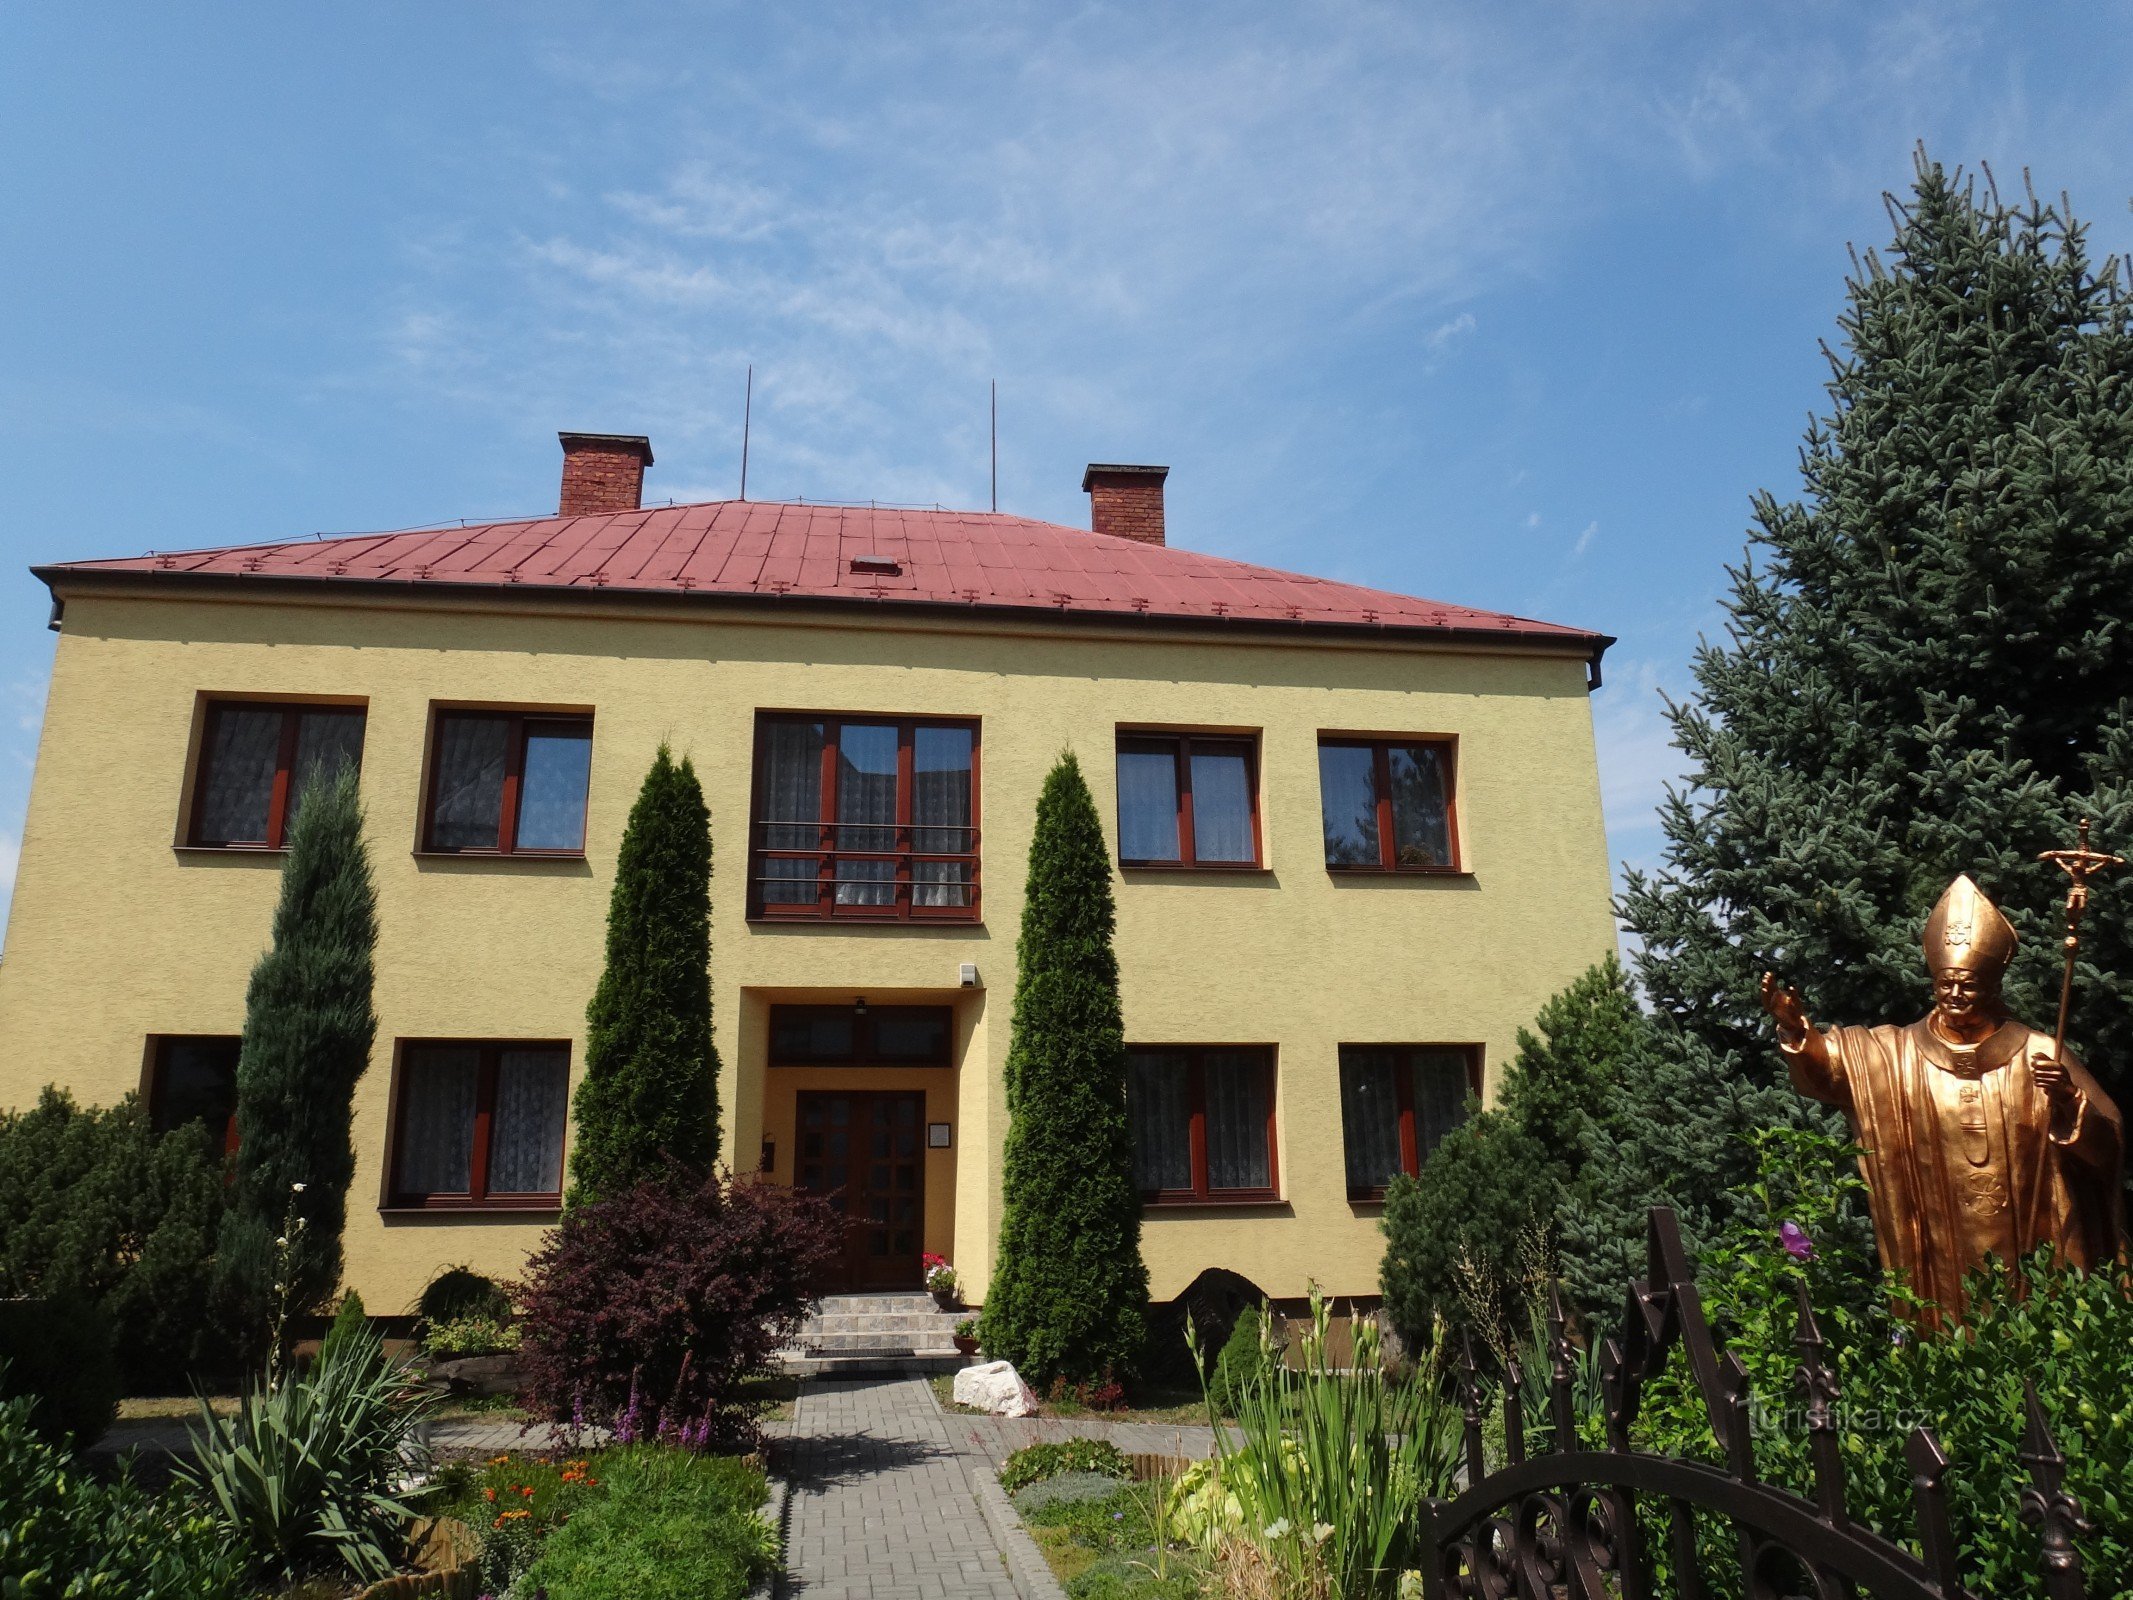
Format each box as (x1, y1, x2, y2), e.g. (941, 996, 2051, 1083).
(776, 1375, 1018, 1600)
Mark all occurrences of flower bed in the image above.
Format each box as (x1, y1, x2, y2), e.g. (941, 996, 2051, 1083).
(434, 1445, 776, 1600)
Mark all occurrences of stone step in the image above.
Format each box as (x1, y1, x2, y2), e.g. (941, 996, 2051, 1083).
(813, 1293, 944, 1316)
(777, 1350, 970, 1378)
(803, 1330, 962, 1354)
(803, 1311, 963, 1335)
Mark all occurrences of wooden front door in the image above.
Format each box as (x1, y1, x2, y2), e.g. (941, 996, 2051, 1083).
(795, 1091, 925, 1291)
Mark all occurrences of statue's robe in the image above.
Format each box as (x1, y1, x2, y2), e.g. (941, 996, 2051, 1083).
(1786, 1015, 2125, 1322)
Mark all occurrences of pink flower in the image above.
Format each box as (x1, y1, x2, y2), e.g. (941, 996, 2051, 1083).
(1779, 1222, 1814, 1261)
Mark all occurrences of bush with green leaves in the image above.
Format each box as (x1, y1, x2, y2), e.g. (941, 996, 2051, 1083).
(181, 1296, 434, 1584)
(415, 1264, 513, 1325)
(0, 1085, 226, 1391)
(0, 1385, 246, 1598)
(998, 1436, 1131, 1495)
(1380, 957, 1649, 1340)
(520, 1444, 775, 1600)
(1623, 1125, 2131, 1598)
(1205, 1304, 1274, 1417)
(0, 1294, 120, 1450)
(982, 751, 1149, 1386)
(422, 1313, 521, 1359)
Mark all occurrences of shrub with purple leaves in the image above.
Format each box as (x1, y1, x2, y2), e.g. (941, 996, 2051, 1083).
(517, 1170, 840, 1450)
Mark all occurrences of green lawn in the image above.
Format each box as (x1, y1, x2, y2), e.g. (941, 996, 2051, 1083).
(1018, 1481, 1206, 1600)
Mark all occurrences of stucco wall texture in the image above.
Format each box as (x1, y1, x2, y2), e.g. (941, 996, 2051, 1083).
(0, 586, 1616, 1314)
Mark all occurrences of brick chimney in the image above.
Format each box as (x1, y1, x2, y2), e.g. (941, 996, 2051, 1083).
(558, 432, 653, 516)
(1082, 463, 1169, 546)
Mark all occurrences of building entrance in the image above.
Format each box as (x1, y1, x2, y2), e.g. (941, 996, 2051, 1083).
(794, 1090, 926, 1291)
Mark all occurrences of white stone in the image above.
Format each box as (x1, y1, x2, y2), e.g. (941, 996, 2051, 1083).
(953, 1359, 1038, 1418)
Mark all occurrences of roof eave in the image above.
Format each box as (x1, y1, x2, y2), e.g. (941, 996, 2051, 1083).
(32, 564, 1614, 680)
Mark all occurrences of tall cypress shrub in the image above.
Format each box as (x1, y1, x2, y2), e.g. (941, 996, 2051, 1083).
(567, 744, 717, 1206)
(1575, 153, 2133, 1299)
(981, 752, 1148, 1385)
(217, 767, 377, 1353)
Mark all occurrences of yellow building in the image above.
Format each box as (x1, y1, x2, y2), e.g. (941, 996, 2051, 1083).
(0, 435, 1615, 1315)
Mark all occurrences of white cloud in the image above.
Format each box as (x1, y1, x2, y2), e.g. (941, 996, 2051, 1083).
(1524, 511, 1542, 529)
(1574, 520, 1599, 557)
(1424, 311, 1477, 351)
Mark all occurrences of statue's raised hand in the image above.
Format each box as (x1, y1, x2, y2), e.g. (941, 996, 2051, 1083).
(1760, 972, 1811, 1045)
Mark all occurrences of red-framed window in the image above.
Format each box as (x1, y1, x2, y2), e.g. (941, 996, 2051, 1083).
(187, 701, 365, 849)
(144, 1034, 241, 1154)
(1337, 1044, 1481, 1199)
(768, 1005, 956, 1067)
(1316, 736, 1458, 872)
(749, 714, 979, 921)
(1125, 1045, 1280, 1204)
(421, 710, 594, 855)
(384, 1040, 571, 1209)
(1115, 732, 1262, 868)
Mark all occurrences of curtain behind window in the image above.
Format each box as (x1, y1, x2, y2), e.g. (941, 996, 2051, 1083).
(1413, 1048, 1471, 1160)
(1127, 1051, 1192, 1192)
(286, 709, 365, 829)
(760, 720, 826, 905)
(1116, 747, 1181, 861)
(516, 725, 593, 850)
(1204, 1049, 1271, 1190)
(835, 723, 898, 906)
(429, 716, 508, 849)
(197, 706, 283, 843)
(911, 725, 973, 907)
(1189, 747, 1254, 862)
(1339, 1047, 1404, 1192)
(1317, 744, 1380, 866)
(395, 1048, 478, 1195)
(489, 1049, 568, 1194)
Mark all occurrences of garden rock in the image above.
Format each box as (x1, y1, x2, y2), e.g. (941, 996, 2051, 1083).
(429, 1353, 522, 1396)
(953, 1359, 1037, 1417)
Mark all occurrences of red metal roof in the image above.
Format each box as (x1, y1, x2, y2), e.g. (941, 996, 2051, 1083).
(37, 500, 1607, 653)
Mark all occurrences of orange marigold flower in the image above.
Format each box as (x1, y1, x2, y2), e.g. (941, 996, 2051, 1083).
(483, 1488, 497, 1502)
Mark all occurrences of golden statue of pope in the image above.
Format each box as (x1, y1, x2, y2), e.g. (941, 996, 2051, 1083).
(1760, 875, 2125, 1324)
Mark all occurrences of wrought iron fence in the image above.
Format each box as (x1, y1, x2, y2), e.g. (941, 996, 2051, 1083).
(1421, 1206, 2092, 1600)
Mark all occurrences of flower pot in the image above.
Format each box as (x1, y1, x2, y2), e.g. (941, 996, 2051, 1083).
(932, 1289, 960, 1311)
(952, 1334, 980, 1357)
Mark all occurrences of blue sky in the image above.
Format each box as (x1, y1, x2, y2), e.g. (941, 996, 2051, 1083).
(4, 2, 2132, 922)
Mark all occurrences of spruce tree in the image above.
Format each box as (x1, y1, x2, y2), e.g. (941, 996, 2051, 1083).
(981, 752, 1149, 1385)
(1583, 153, 2133, 1293)
(217, 767, 377, 1353)
(567, 744, 717, 1205)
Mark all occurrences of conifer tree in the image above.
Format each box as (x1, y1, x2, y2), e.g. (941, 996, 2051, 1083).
(217, 767, 376, 1352)
(1380, 957, 1643, 1338)
(1582, 153, 2133, 1289)
(981, 752, 1148, 1385)
(567, 745, 717, 1206)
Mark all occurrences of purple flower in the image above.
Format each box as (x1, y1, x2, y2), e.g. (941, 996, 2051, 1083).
(1779, 1222, 1815, 1261)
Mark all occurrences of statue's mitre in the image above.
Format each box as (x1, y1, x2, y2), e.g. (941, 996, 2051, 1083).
(1923, 874, 2018, 976)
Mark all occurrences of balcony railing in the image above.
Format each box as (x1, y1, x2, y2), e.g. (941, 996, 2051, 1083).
(749, 818, 981, 922)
